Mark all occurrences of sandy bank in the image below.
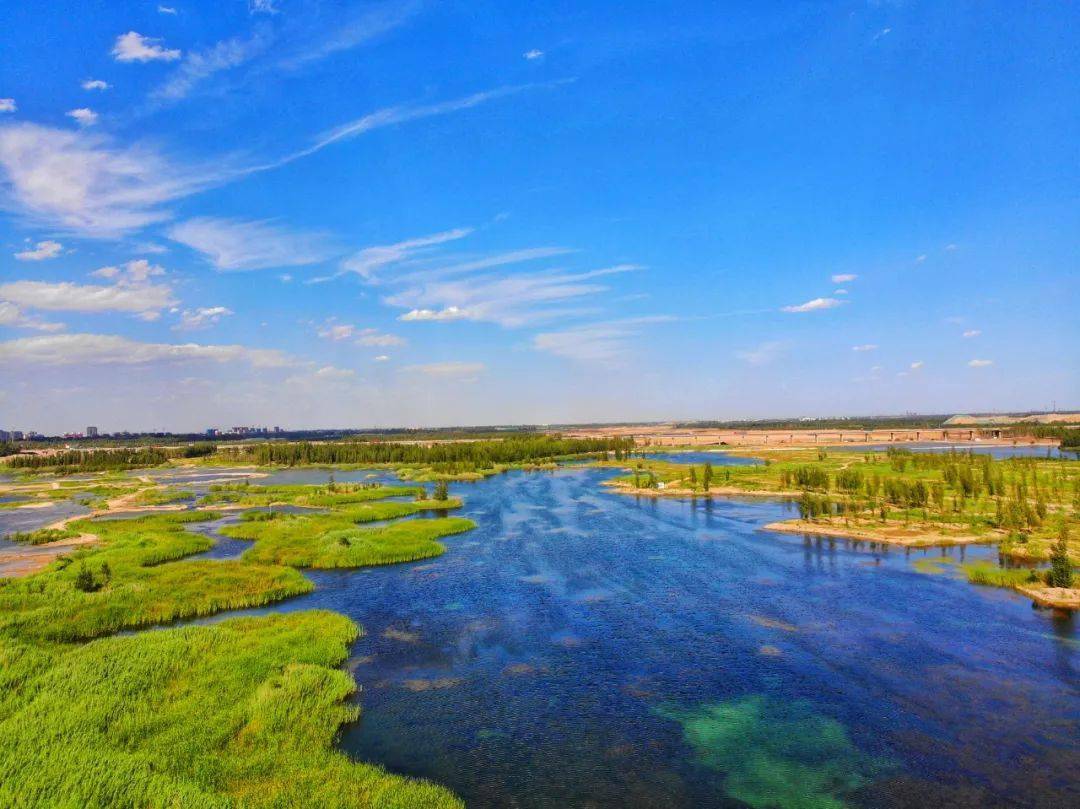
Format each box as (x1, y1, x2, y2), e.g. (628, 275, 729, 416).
(762, 518, 994, 548)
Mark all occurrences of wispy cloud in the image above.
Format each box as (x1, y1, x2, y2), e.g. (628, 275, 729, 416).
(341, 228, 473, 280)
(315, 320, 405, 346)
(968, 359, 993, 368)
(831, 273, 857, 283)
(533, 316, 670, 366)
(736, 340, 789, 366)
(112, 31, 182, 63)
(402, 361, 485, 380)
(14, 240, 63, 261)
(0, 99, 17, 113)
(910, 360, 924, 370)
(386, 263, 635, 328)
(82, 79, 110, 91)
(781, 297, 843, 313)
(0, 123, 217, 237)
(524, 49, 544, 60)
(167, 217, 337, 270)
(962, 329, 981, 338)
(152, 32, 269, 102)
(851, 344, 878, 352)
(158, 5, 177, 15)
(0, 333, 294, 367)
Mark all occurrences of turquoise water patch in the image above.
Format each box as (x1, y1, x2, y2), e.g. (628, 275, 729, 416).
(657, 695, 889, 808)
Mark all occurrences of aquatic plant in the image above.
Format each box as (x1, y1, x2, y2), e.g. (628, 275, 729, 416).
(656, 695, 887, 809)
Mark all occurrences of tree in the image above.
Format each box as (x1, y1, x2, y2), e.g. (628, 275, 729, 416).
(703, 463, 713, 493)
(1048, 524, 1073, 588)
(433, 480, 450, 501)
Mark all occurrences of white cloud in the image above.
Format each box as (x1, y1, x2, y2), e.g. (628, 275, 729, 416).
(945, 243, 958, 251)
(341, 228, 473, 280)
(355, 328, 405, 347)
(387, 263, 635, 328)
(736, 340, 788, 367)
(317, 322, 356, 341)
(112, 32, 182, 63)
(14, 240, 63, 261)
(261, 84, 551, 170)
(781, 297, 843, 313)
(373, 355, 390, 362)
(398, 306, 469, 322)
(0, 123, 213, 237)
(533, 316, 669, 366)
(82, 79, 110, 91)
(962, 329, 981, 338)
(833, 288, 848, 295)
(910, 360, 924, 370)
(524, 49, 544, 60)
(90, 258, 166, 284)
(175, 306, 233, 330)
(316, 320, 405, 346)
(403, 361, 485, 380)
(66, 108, 99, 127)
(158, 5, 177, 14)
(0, 333, 294, 368)
(0, 280, 175, 315)
(852, 344, 878, 352)
(831, 274, 857, 283)
(968, 359, 993, 368)
(915, 254, 927, 263)
(153, 33, 268, 102)
(0, 301, 65, 332)
(0, 99, 15, 113)
(167, 217, 337, 270)
(249, 0, 278, 14)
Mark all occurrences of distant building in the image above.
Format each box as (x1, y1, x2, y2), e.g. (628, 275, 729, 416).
(0, 430, 10, 441)
(12, 431, 24, 441)
(86, 426, 99, 438)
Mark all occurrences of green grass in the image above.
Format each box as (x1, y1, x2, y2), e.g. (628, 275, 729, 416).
(0, 610, 462, 808)
(963, 563, 1043, 588)
(0, 512, 312, 643)
(132, 486, 196, 505)
(217, 490, 474, 568)
(0, 481, 476, 805)
(2, 527, 79, 545)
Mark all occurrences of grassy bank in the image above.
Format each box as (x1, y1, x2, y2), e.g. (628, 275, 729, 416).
(0, 478, 474, 805)
(0, 610, 462, 808)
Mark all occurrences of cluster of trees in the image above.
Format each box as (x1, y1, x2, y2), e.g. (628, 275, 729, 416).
(7, 447, 170, 472)
(223, 436, 633, 470)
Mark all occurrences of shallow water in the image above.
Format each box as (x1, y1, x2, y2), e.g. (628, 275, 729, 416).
(184, 464, 1078, 808)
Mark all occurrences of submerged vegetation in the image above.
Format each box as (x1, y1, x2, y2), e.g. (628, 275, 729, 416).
(656, 695, 888, 809)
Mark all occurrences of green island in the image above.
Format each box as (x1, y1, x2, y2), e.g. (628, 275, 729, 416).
(602, 446, 1079, 607)
(0, 471, 484, 806)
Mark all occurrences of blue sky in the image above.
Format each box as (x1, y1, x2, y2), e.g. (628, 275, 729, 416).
(0, 0, 1077, 432)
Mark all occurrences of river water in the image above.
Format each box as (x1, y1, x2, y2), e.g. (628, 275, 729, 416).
(202, 462, 1077, 808)
(2, 456, 1077, 807)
